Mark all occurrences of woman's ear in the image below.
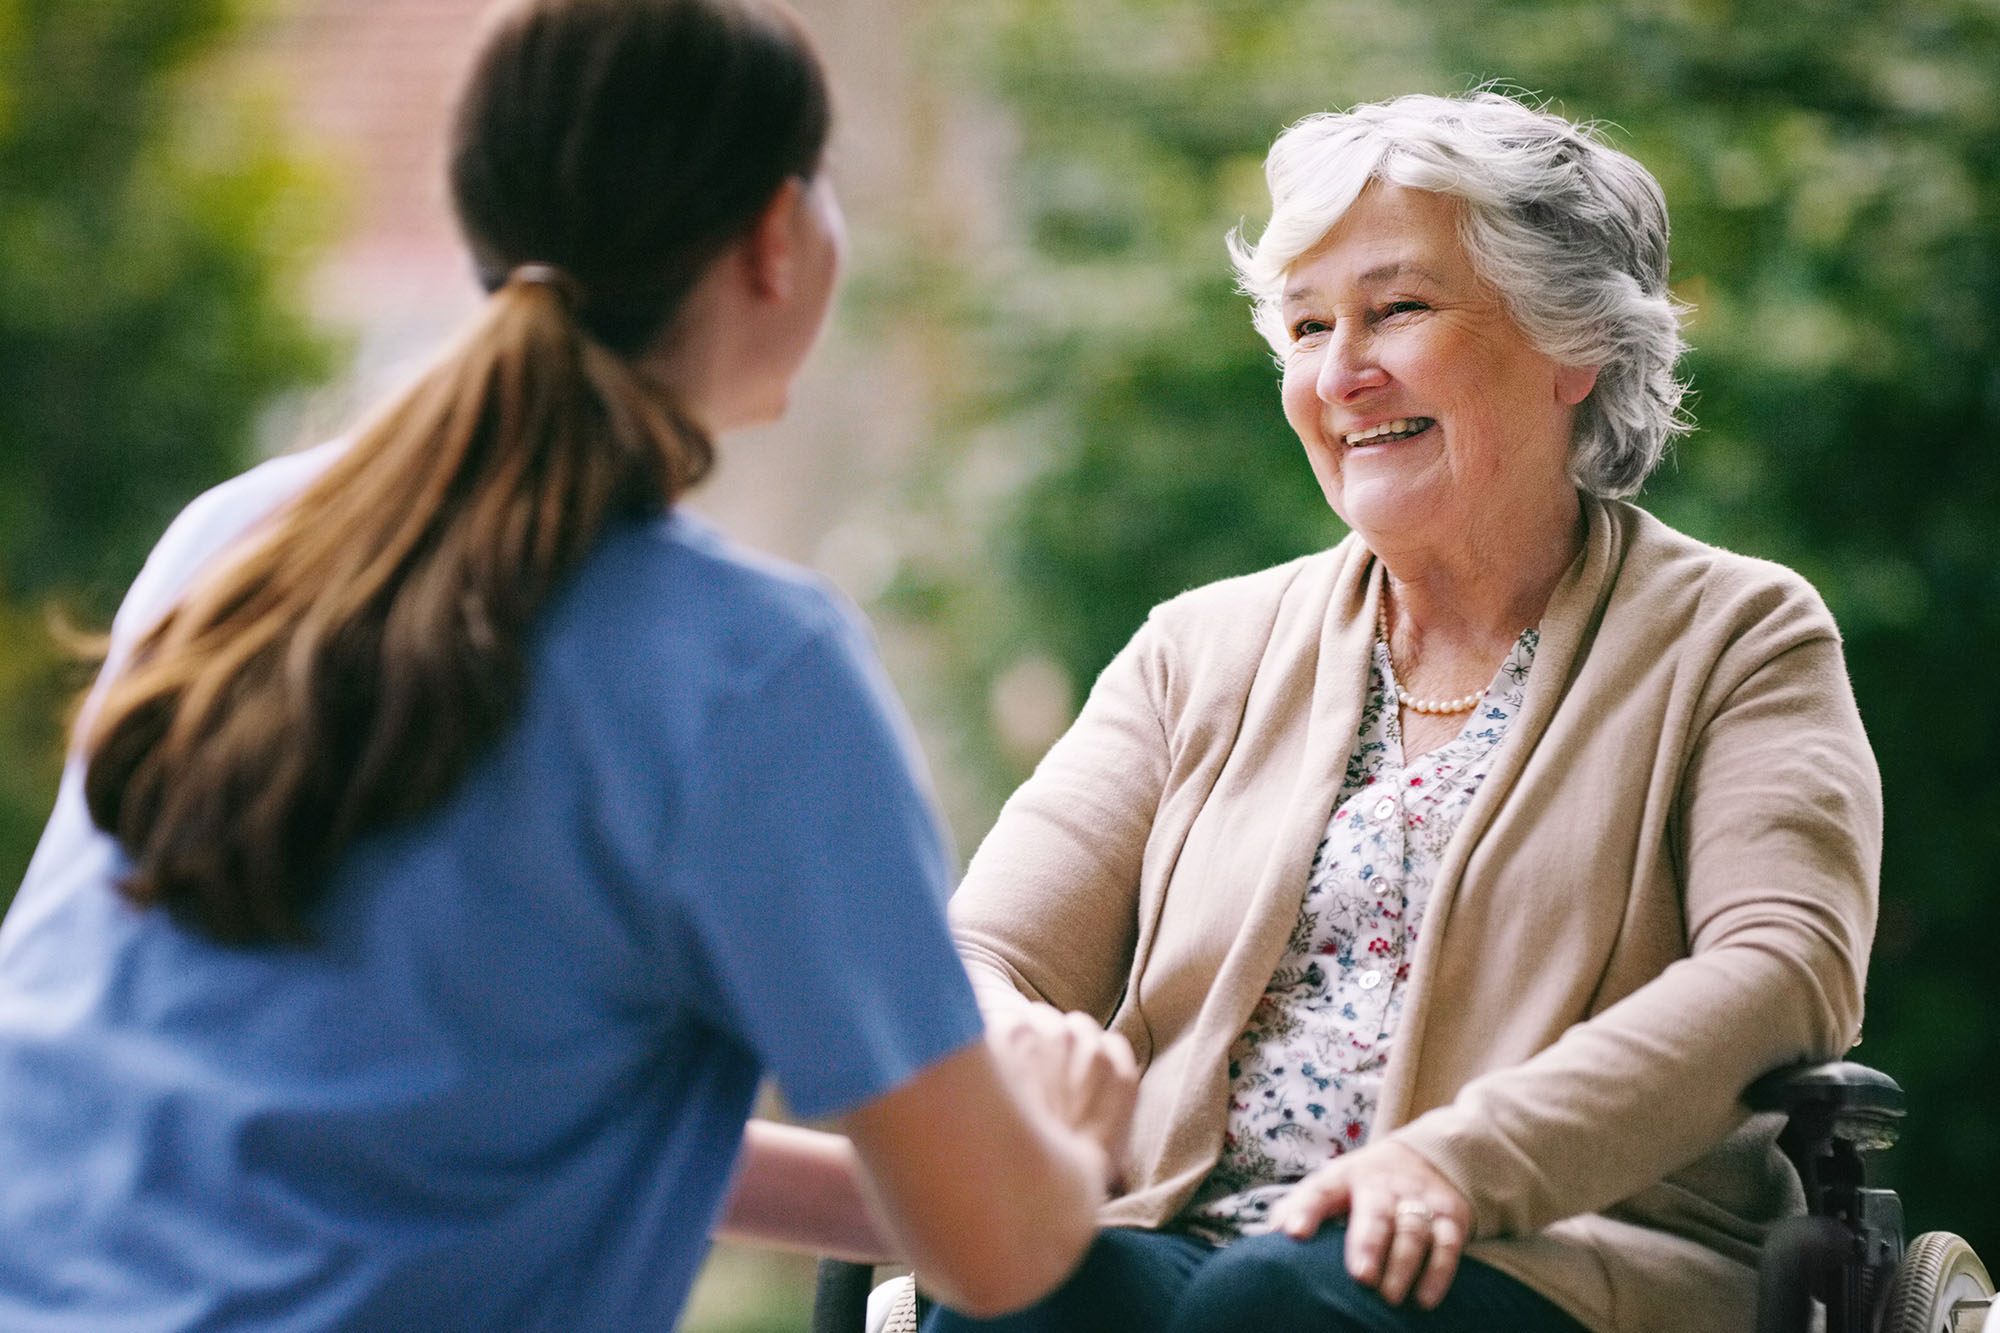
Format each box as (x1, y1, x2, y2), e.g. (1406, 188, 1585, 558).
(740, 177, 808, 303)
(1556, 362, 1600, 406)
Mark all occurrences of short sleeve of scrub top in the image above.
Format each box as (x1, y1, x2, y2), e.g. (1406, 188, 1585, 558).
(662, 599, 983, 1118)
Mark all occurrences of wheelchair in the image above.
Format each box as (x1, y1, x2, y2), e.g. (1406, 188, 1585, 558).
(810, 1062, 1994, 1333)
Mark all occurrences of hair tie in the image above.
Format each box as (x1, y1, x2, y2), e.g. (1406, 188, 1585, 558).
(507, 263, 585, 309)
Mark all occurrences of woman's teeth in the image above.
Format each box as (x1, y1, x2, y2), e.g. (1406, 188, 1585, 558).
(1343, 417, 1434, 445)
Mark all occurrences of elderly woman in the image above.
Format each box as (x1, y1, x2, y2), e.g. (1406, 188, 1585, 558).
(928, 92, 1879, 1333)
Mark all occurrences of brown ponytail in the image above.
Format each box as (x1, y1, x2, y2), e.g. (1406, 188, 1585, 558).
(81, 0, 830, 944)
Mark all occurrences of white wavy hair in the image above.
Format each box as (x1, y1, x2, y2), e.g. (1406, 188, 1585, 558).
(1229, 91, 1690, 498)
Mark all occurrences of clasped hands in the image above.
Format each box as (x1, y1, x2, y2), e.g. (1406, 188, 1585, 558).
(982, 1001, 1139, 1195)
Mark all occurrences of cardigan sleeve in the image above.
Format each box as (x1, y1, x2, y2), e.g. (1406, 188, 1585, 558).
(950, 618, 1176, 1024)
(1391, 587, 1881, 1239)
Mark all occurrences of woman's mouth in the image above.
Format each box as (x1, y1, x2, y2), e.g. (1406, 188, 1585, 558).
(1342, 417, 1434, 446)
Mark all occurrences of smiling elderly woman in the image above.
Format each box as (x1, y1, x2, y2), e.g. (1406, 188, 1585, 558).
(926, 92, 1881, 1333)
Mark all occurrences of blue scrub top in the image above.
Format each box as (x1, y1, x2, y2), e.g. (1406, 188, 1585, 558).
(0, 446, 985, 1330)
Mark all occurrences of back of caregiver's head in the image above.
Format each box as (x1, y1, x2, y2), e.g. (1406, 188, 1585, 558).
(82, 0, 831, 945)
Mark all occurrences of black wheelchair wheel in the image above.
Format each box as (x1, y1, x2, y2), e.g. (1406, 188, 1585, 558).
(1882, 1231, 1994, 1333)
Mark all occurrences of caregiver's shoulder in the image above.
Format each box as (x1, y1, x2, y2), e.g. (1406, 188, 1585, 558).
(563, 507, 866, 687)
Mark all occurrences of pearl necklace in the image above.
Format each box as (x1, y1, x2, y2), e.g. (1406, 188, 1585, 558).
(1376, 600, 1486, 715)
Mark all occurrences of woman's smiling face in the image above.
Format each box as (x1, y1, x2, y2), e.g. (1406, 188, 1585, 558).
(1278, 183, 1597, 558)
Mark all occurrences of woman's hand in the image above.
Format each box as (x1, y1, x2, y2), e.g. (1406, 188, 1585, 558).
(983, 1001, 1138, 1192)
(1264, 1139, 1473, 1310)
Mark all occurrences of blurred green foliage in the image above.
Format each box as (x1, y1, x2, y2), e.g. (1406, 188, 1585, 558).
(911, 0, 2000, 1257)
(679, 1244, 817, 1333)
(0, 0, 334, 910)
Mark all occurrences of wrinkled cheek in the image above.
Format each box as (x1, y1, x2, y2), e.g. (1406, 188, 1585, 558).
(1278, 375, 1317, 446)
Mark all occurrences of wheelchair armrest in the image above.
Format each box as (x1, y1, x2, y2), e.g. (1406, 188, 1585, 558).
(1746, 1061, 1905, 1152)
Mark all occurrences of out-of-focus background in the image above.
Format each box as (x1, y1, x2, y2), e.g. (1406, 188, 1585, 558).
(1, 0, 1995, 1327)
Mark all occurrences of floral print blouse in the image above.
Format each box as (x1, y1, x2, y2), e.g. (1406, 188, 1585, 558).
(1179, 619, 1539, 1241)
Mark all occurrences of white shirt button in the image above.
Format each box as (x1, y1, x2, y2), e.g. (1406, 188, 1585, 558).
(1371, 796, 1397, 821)
(1357, 969, 1383, 990)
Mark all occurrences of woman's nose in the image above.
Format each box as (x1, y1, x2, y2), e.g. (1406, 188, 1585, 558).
(1315, 327, 1388, 403)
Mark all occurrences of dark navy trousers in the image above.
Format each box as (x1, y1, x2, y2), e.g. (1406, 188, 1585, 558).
(923, 1226, 1589, 1333)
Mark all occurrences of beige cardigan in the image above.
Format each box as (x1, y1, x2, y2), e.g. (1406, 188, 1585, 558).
(952, 498, 1880, 1332)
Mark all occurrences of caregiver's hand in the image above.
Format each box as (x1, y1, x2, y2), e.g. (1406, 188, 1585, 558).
(984, 1001, 1138, 1192)
(1265, 1139, 1473, 1310)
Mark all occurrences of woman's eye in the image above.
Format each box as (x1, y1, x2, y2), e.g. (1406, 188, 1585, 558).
(1290, 318, 1330, 340)
(1382, 300, 1429, 317)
